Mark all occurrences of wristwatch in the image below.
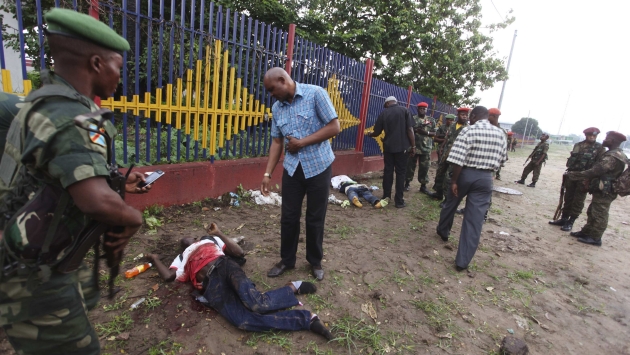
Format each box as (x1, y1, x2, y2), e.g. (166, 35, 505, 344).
(263, 173, 271, 178)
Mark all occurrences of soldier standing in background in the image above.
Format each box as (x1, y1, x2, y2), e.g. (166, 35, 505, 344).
(428, 107, 470, 202)
(515, 133, 550, 187)
(0, 9, 149, 355)
(488, 108, 508, 180)
(510, 138, 518, 152)
(405, 102, 436, 193)
(549, 127, 606, 231)
(434, 114, 455, 164)
(567, 131, 628, 246)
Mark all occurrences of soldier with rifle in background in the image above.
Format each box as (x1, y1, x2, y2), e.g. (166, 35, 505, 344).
(434, 114, 455, 168)
(0, 9, 151, 355)
(549, 127, 605, 231)
(515, 133, 550, 187)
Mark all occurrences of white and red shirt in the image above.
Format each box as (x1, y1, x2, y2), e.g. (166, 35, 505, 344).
(170, 237, 226, 289)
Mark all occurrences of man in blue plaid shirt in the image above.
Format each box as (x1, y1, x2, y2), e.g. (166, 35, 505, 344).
(436, 106, 507, 271)
(261, 68, 340, 281)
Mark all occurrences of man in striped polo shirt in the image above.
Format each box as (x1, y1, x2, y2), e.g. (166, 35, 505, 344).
(436, 106, 507, 271)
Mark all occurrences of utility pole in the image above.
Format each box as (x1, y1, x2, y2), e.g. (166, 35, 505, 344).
(557, 93, 571, 135)
(498, 30, 517, 110)
(521, 111, 530, 148)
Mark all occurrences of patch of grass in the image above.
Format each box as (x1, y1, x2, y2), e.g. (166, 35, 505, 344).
(409, 295, 465, 337)
(103, 293, 128, 312)
(307, 293, 333, 313)
(417, 274, 436, 286)
(191, 219, 203, 227)
(490, 207, 503, 215)
(95, 312, 134, 338)
(245, 331, 292, 351)
(143, 204, 164, 218)
(367, 276, 386, 291)
(148, 339, 183, 355)
(305, 341, 334, 355)
(144, 297, 162, 311)
(392, 270, 412, 289)
(192, 200, 202, 208)
(331, 316, 389, 354)
(329, 225, 356, 240)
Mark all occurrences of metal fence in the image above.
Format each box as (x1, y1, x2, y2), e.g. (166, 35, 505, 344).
(0, 0, 456, 165)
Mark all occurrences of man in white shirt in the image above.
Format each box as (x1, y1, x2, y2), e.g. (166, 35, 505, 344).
(146, 223, 332, 339)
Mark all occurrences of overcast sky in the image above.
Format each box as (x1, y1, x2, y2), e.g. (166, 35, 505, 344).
(476, 0, 630, 138)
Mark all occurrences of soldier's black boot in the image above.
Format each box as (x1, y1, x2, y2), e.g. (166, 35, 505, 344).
(560, 216, 576, 231)
(570, 230, 586, 238)
(527, 182, 536, 187)
(549, 215, 568, 226)
(515, 180, 525, 184)
(419, 184, 429, 194)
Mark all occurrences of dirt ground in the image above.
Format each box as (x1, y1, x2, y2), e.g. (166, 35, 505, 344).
(2, 143, 629, 355)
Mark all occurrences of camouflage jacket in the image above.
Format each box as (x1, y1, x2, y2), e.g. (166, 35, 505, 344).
(412, 115, 436, 154)
(0, 70, 114, 261)
(0, 92, 24, 159)
(441, 121, 468, 163)
(566, 140, 605, 172)
(528, 141, 549, 162)
(435, 123, 451, 153)
(568, 148, 627, 195)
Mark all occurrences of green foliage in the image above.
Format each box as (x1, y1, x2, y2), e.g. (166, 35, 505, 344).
(512, 117, 543, 138)
(148, 339, 183, 355)
(27, 71, 42, 89)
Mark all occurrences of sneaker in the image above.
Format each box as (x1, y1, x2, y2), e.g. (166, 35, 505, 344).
(374, 201, 383, 209)
(352, 196, 363, 208)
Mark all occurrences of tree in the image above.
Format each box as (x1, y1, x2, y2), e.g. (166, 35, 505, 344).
(511, 117, 543, 139)
(296, 0, 515, 105)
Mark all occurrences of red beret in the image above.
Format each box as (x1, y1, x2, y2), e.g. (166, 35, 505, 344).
(606, 131, 627, 142)
(507, 131, 514, 136)
(583, 127, 600, 135)
(417, 102, 428, 107)
(488, 108, 501, 115)
(457, 107, 470, 112)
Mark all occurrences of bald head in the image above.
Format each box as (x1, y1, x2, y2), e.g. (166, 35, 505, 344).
(469, 106, 488, 125)
(263, 67, 296, 103)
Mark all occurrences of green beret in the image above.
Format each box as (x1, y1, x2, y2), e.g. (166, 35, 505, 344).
(445, 114, 456, 120)
(44, 8, 130, 52)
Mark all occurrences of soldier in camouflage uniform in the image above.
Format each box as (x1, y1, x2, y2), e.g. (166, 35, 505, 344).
(405, 102, 436, 193)
(428, 107, 469, 201)
(549, 127, 606, 231)
(567, 131, 628, 246)
(434, 114, 454, 167)
(0, 92, 24, 159)
(515, 133, 549, 187)
(0, 9, 149, 355)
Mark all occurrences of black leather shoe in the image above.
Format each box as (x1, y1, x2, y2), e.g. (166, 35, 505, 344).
(436, 229, 449, 242)
(395, 202, 407, 208)
(549, 218, 568, 226)
(312, 266, 324, 281)
(419, 185, 430, 194)
(515, 180, 525, 184)
(427, 191, 443, 200)
(404, 184, 410, 191)
(267, 262, 294, 277)
(455, 265, 467, 272)
(577, 236, 602, 246)
(570, 231, 586, 237)
(560, 217, 576, 232)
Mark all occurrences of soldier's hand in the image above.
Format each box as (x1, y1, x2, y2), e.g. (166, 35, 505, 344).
(105, 225, 141, 253)
(125, 172, 152, 194)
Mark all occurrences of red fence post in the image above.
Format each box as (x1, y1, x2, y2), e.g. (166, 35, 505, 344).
(285, 24, 296, 76)
(406, 85, 412, 108)
(355, 59, 374, 152)
(89, 0, 101, 106)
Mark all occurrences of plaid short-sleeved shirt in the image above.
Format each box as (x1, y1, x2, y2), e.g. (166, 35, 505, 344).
(270, 83, 338, 178)
(447, 119, 507, 171)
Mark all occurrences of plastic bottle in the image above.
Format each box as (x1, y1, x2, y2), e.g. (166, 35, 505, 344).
(125, 263, 152, 278)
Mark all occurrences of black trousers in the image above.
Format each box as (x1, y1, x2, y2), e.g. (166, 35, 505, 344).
(280, 164, 331, 268)
(383, 151, 407, 205)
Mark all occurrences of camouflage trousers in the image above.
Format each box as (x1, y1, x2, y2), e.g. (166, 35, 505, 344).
(520, 161, 543, 183)
(433, 160, 450, 196)
(560, 178, 589, 218)
(580, 192, 617, 240)
(0, 263, 100, 355)
(406, 154, 431, 185)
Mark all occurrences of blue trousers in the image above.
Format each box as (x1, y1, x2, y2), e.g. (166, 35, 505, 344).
(346, 186, 379, 206)
(437, 168, 493, 268)
(202, 257, 311, 332)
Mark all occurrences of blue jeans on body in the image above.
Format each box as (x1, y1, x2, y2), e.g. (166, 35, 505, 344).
(346, 186, 380, 206)
(202, 257, 311, 332)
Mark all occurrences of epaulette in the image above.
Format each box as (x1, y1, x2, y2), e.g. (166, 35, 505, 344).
(25, 84, 92, 108)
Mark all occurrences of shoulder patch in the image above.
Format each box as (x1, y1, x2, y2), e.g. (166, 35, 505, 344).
(88, 123, 107, 147)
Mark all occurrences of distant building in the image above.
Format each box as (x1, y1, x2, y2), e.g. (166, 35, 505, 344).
(499, 122, 514, 131)
(549, 134, 572, 145)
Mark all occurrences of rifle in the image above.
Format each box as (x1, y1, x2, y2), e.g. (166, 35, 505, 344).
(553, 175, 566, 220)
(56, 109, 129, 299)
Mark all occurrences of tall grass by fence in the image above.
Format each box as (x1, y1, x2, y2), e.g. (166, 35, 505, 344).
(0, 0, 456, 166)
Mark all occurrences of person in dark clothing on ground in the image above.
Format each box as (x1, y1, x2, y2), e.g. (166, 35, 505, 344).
(146, 223, 333, 339)
(367, 96, 415, 208)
